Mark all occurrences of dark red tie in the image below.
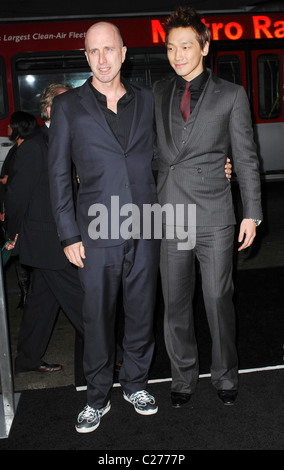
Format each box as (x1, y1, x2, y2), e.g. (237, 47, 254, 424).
(180, 81, 191, 122)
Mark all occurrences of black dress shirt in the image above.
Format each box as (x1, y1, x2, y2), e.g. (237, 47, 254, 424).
(88, 76, 135, 150)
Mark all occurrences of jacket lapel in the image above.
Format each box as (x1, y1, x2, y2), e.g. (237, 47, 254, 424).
(161, 78, 180, 158)
(78, 81, 116, 140)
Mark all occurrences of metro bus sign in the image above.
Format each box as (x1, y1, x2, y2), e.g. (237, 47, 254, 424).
(151, 14, 284, 43)
(0, 14, 283, 53)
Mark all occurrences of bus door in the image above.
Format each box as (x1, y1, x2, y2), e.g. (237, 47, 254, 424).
(251, 49, 284, 175)
(214, 50, 247, 89)
(214, 50, 248, 176)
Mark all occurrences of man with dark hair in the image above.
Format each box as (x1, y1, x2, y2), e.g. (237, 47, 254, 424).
(0, 111, 39, 308)
(153, 6, 262, 407)
(5, 83, 84, 376)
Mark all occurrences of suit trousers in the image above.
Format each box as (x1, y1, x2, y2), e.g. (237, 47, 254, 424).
(15, 263, 84, 372)
(79, 237, 160, 409)
(160, 225, 238, 393)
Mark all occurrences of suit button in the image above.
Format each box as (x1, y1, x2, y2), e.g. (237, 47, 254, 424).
(197, 168, 202, 173)
(124, 153, 128, 158)
(170, 165, 175, 170)
(125, 182, 129, 188)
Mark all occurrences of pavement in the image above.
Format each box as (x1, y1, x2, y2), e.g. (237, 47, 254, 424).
(3, 263, 77, 393)
(1, 181, 284, 394)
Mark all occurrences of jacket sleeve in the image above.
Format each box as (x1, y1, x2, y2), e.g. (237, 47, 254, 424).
(229, 86, 263, 221)
(48, 96, 81, 243)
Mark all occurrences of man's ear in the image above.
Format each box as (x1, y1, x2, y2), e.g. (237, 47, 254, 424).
(202, 41, 210, 57)
(122, 46, 127, 64)
(85, 50, 90, 67)
(46, 105, 51, 120)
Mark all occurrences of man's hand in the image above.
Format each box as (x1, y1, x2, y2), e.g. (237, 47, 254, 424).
(238, 219, 257, 251)
(6, 234, 18, 250)
(64, 241, 86, 268)
(225, 157, 232, 181)
(0, 175, 8, 185)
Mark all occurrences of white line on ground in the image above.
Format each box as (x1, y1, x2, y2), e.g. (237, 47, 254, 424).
(75, 364, 284, 391)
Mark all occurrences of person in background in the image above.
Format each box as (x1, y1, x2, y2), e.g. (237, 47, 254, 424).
(1, 111, 39, 309)
(5, 84, 84, 376)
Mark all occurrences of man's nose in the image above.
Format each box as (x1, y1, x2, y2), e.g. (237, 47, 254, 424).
(175, 48, 183, 61)
(98, 51, 107, 64)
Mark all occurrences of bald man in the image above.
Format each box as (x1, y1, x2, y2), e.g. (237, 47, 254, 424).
(48, 22, 160, 433)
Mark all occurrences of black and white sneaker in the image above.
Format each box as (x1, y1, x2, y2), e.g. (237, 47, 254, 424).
(123, 390, 158, 415)
(75, 401, 111, 433)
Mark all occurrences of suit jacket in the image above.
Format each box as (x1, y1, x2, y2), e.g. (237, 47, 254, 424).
(48, 79, 158, 247)
(5, 125, 68, 269)
(153, 71, 263, 227)
(0, 143, 18, 214)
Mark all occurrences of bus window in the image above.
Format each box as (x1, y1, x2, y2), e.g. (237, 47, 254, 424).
(13, 53, 92, 116)
(17, 72, 92, 115)
(14, 52, 151, 113)
(257, 54, 281, 120)
(216, 54, 242, 85)
(122, 51, 174, 88)
(13, 50, 175, 113)
(123, 71, 148, 87)
(0, 57, 8, 119)
(148, 52, 175, 86)
(122, 53, 148, 87)
(0, 77, 5, 117)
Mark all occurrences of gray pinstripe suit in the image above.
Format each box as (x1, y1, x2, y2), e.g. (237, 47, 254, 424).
(153, 70, 262, 393)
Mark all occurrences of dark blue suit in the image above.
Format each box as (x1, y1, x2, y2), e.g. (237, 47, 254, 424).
(48, 80, 160, 408)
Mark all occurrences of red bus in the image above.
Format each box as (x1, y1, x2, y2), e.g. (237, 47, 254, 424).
(0, 10, 283, 178)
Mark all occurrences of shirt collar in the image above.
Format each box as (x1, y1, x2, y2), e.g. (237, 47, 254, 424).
(88, 76, 133, 102)
(176, 68, 209, 92)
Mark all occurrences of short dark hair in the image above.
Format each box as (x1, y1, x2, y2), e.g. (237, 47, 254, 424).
(166, 6, 211, 49)
(9, 111, 39, 141)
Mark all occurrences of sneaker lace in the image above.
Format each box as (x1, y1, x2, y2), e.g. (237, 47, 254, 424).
(132, 390, 155, 405)
(80, 405, 98, 421)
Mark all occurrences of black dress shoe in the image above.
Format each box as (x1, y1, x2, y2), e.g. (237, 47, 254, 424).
(217, 390, 238, 405)
(171, 392, 191, 408)
(36, 362, 63, 373)
(15, 362, 63, 376)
